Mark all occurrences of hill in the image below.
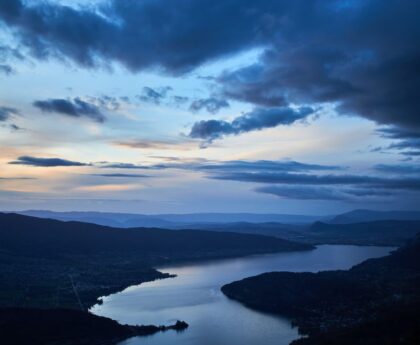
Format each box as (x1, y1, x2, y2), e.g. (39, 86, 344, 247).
(305, 220, 420, 246)
(0, 308, 188, 345)
(330, 209, 420, 224)
(0, 213, 311, 257)
(222, 234, 420, 345)
(16, 210, 323, 228)
(0, 212, 312, 310)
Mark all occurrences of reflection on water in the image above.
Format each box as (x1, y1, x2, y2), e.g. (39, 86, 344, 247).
(91, 245, 394, 345)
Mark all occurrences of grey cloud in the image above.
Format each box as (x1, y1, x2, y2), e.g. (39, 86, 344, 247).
(401, 151, 420, 157)
(189, 106, 314, 141)
(0, 64, 13, 75)
(195, 160, 341, 172)
(90, 173, 150, 178)
(9, 156, 89, 167)
(255, 185, 392, 201)
(0, 106, 18, 121)
(99, 163, 150, 170)
(0, 0, 417, 138)
(218, 1, 420, 134)
(0, 0, 278, 73)
(211, 171, 420, 191)
(33, 98, 106, 123)
(374, 164, 420, 175)
(189, 98, 229, 114)
(375, 127, 420, 156)
(137, 86, 172, 105)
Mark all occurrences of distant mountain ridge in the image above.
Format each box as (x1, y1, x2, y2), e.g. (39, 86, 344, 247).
(307, 220, 420, 246)
(330, 209, 420, 224)
(15, 210, 325, 228)
(14, 209, 420, 230)
(0, 213, 311, 257)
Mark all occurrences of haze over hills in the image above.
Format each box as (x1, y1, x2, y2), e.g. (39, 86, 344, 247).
(16, 209, 420, 231)
(329, 209, 420, 224)
(303, 220, 420, 246)
(13, 210, 420, 247)
(15, 210, 326, 228)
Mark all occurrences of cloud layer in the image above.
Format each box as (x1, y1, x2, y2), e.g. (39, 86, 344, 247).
(0, 1, 417, 134)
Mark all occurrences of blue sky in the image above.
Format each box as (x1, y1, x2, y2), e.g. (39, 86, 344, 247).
(0, 0, 419, 214)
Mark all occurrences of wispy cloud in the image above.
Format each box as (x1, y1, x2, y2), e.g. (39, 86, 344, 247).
(33, 98, 106, 123)
(9, 156, 90, 167)
(89, 173, 150, 178)
(189, 97, 229, 114)
(189, 106, 314, 142)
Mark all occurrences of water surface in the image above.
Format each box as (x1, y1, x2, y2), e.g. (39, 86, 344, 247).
(91, 245, 394, 345)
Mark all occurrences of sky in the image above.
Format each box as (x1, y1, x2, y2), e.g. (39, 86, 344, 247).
(0, 0, 419, 215)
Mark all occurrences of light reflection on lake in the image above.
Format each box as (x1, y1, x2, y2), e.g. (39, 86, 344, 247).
(91, 245, 394, 345)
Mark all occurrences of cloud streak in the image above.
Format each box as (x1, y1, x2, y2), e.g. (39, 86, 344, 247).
(189, 106, 314, 142)
(189, 98, 229, 114)
(255, 185, 392, 201)
(33, 98, 106, 123)
(9, 156, 89, 167)
(0, 106, 18, 121)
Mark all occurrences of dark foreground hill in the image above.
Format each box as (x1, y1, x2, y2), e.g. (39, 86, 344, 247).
(0, 212, 311, 309)
(0, 212, 310, 257)
(222, 234, 420, 345)
(0, 308, 188, 345)
(0, 212, 311, 344)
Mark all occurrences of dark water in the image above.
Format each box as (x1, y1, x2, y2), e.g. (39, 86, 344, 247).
(91, 245, 394, 345)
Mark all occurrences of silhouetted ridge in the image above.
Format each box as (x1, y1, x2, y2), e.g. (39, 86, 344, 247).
(0, 212, 312, 256)
(222, 233, 420, 345)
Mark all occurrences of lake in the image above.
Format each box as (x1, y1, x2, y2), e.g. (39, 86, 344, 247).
(91, 245, 394, 345)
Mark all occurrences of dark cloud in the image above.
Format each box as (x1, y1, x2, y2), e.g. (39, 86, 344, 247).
(255, 185, 392, 201)
(0, 106, 18, 121)
(376, 127, 420, 156)
(189, 98, 229, 114)
(33, 98, 105, 123)
(189, 106, 314, 141)
(0, 64, 13, 75)
(97, 158, 339, 174)
(9, 156, 89, 167)
(0, 0, 281, 73)
(173, 95, 189, 105)
(86, 95, 129, 111)
(0, 44, 23, 74)
(374, 164, 420, 175)
(90, 173, 150, 178)
(9, 123, 20, 131)
(0, 0, 417, 138)
(99, 163, 150, 170)
(218, 1, 420, 133)
(401, 151, 420, 157)
(211, 171, 420, 191)
(195, 160, 341, 172)
(137, 86, 172, 105)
